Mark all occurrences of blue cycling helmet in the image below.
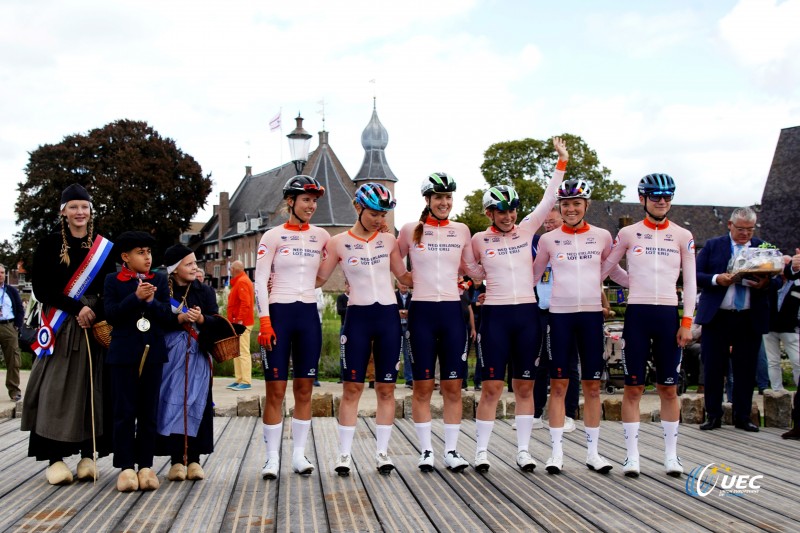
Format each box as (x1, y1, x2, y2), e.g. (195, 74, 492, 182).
(638, 173, 675, 197)
(355, 182, 396, 211)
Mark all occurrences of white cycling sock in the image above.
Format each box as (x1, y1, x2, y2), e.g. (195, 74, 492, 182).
(623, 422, 640, 460)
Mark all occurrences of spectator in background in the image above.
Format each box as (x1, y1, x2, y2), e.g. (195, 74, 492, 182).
(195, 269, 205, 284)
(227, 260, 254, 391)
(396, 282, 413, 388)
(764, 274, 800, 391)
(0, 263, 24, 402)
(781, 248, 800, 440)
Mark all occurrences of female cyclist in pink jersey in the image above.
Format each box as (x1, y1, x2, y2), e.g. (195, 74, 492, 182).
(533, 178, 627, 474)
(397, 173, 484, 473)
(316, 182, 413, 475)
(255, 175, 329, 479)
(470, 137, 569, 473)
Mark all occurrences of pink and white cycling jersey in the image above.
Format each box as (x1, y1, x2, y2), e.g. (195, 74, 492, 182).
(471, 169, 565, 306)
(318, 230, 406, 306)
(533, 223, 626, 313)
(398, 218, 483, 302)
(254, 223, 330, 317)
(602, 218, 697, 317)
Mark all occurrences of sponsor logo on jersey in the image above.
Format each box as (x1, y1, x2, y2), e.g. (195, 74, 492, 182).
(447, 230, 457, 237)
(522, 370, 531, 378)
(257, 243, 268, 259)
(375, 240, 384, 249)
(344, 243, 351, 249)
(632, 245, 645, 256)
(612, 237, 619, 249)
(425, 230, 434, 236)
(636, 232, 642, 239)
(492, 237, 500, 243)
(354, 243, 365, 250)
(688, 239, 695, 253)
(644, 234, 653, 239)
(347, 256, 359, 266)
(563, 239, 572, 246)
(279, 246, 291, 256)
(340, 335, 347, 344)
(415, 243, 425, 252)
(484, 249, 497, 258)
(556, 253, 567, 261)
(664, 233, 674, 242)
(585, 237, 596, 244)
(309, 235, 318, 243)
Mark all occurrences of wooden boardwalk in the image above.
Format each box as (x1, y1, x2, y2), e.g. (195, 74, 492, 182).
(1, 416, 797, 532)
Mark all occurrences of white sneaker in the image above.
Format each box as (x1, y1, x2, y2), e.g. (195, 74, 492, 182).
(563, 417, 576, 433)
(418, 449, 435, 472)
(443, 450, 469, 473)
(545, 456, 563, 474)
(335, 454, 352, 476)
(622, 456, 640, 478)
(261, 457, 279, 480)
(532, 417, 544, 430)
(292, 455, 314, 475)
(474, 450, 490, 473)
(376, 452, 395, 474)
(512, 421, 517, 430)
(586, 454, 613, 474)
(664, 456, 684, 477)
(516, 450, 536, 472)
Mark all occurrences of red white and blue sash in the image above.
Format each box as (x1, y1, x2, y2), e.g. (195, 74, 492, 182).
(33, 235, 114, 357)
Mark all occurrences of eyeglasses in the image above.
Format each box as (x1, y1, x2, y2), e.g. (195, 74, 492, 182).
(731, 224, 755, 233)
(646, 194, 673, 203)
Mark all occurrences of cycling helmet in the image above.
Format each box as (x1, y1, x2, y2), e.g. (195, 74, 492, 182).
(283, 175, 325, 198)
(637, 173, 675, 197)
(557, 178, 592, 200)
(355, 182, 396, 211)
(482, 185, 520, 211)
(421, 172, 457, 196)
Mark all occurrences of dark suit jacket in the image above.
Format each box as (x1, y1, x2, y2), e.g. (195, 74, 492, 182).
(104, 272, 171, 365)
(395, 290, 412, 310)
(768, 278, 800, 332)
(695, 235, 776, 333)
(0, 283, 24, 330)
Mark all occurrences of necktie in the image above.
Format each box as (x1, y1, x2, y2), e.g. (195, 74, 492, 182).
(734, 245, 746, 310)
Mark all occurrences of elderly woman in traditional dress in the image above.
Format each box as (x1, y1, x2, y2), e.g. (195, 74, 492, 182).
(22, 183, 116, 485)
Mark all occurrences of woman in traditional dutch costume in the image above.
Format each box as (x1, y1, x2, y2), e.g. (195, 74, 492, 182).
(22, 183, 117, 485)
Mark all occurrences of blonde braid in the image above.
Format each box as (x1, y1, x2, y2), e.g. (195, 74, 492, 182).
(59, 218, 71, 267)
(82, 216, 94, 248)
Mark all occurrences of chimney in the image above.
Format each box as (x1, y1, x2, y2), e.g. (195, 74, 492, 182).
(245, 166, 252, 177)
(218, 192, 230, 245)
(318, 131, 329, 146)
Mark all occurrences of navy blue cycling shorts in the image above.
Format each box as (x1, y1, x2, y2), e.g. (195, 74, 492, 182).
(622, 304, 681, 386)
(549, 311, 604, 380)
(477, 303, 541, 381)
(261, 302, 322, 382)
(408, 300, 468, 381)
(340, 303, 401, 383)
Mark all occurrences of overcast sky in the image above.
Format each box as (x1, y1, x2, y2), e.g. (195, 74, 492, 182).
(2, 0, 799, 246)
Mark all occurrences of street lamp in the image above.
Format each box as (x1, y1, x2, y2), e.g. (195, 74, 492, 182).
(287, 113, 312, 174)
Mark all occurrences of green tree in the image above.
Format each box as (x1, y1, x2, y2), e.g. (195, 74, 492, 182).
(454, 134, 624, 233)
(0, 239, 17, 269)
(15, 119, 212, 268)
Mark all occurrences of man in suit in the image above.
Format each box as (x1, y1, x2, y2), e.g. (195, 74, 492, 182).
(696, 207, 778, 432)
(396, 282, 413, 388)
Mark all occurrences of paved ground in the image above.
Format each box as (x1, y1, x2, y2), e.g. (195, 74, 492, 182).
(2, 369, 766, 420)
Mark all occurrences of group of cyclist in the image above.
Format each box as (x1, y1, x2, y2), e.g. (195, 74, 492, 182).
(253, 136, 696, 479)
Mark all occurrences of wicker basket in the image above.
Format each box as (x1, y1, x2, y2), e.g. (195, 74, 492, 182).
(211, 316, 240, 363)
(92, 320, 113, 348)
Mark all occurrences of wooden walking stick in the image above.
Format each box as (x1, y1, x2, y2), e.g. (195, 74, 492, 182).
(83, 329, 98, 483)
(139, 344, 151, 377)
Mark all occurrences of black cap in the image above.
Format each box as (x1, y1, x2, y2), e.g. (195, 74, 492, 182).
(114, 231, 156, 263)
(163, 244, 194, 270)
(60, 183, 91, 205)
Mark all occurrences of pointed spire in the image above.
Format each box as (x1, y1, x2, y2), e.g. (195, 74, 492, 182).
(354, 99, 397, 183)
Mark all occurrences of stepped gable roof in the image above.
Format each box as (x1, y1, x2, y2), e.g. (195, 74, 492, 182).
(353, 99, 397, 183)
(759, 126, 800, 254)
(585, 201, 739, 248)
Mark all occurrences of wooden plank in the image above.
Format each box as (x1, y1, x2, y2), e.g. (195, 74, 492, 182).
(313, 417, 380, 532)
(219, 418, 279, 532)
(386, 418, 492, 533)
(460, 419, 660, 533)
(275, 418, 328, 532)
